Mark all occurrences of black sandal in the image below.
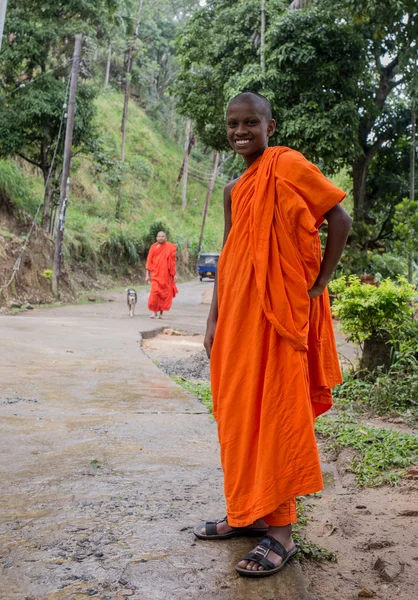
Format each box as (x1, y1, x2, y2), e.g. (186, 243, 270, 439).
(193, 517, 268, 540)
(235, 534, 299, 577)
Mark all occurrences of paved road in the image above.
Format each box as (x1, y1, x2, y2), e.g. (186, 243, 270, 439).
(0, 281, 316, 600)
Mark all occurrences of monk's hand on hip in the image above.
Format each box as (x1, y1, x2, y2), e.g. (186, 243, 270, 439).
(204, 320, 216, 358)
(308, 283, 326, 299)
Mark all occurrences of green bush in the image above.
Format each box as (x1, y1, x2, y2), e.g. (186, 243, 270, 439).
(42, 269, 53, 280)
(141, 220, 172, 258)
(329, 275, 416, 345)
(334, 355, 418, 417)
(100, 226, 145, 265)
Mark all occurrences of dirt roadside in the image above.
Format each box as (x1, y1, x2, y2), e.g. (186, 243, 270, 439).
(143, 329, 418, 600)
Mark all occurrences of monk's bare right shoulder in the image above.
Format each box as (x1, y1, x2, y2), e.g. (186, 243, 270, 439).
(222, 178, 239, 243)
(224, 177, 240, 206)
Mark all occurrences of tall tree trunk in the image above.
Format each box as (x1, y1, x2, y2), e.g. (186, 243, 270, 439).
(410, 106, 416, 203)
(41, 175, 54, 233)
(288, 0, 309, 9)
(198, 152, 219, 255)
(182, 118, 191, 211)
(352, 154, 368, 224)
(40, 138, 54, 231)
(104, 46, 111, 88)
(260, 0, 266, 75)
(408, 105, 416, 282)
(120, 0, 143, 163)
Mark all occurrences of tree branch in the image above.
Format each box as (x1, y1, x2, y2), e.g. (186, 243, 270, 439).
(390, 76, 405, 90)
(365, 127, 395, 164)
(364, 211, 394, 248)
(383, 55, 399, 78)
(16, 153, 42, 170)
(373, 43, 384, 74)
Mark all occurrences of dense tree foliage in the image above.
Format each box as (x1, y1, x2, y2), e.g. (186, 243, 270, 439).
(0, 0, 200, 230)
(173, 0, 418, 250)
(0, 0, 417, 266)
(0, 0, 121, 230)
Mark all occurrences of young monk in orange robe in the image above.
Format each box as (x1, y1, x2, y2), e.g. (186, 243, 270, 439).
(194, 92, 352, 577)
(145, 231, 178, 319)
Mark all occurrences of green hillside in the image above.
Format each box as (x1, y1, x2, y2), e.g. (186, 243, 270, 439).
(66, 89, 225, 269)
(1, 89, 225, 279)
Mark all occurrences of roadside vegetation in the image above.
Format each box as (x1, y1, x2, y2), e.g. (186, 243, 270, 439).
(172, 376, 213, 412)
(0, 89, 224, 278)
(316, 415, 418, 487)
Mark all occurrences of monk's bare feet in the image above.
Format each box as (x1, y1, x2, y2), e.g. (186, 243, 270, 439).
(200, 517, 267, 536)
(158, 311, 164, 319)
(237, 525, 295, 572)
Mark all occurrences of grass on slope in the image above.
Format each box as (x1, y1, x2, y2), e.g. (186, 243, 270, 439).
(66, 89, 224, 269)
(1, 90, 225, 273)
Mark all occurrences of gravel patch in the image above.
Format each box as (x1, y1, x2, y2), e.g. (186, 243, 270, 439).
(158, 350, 210, 381)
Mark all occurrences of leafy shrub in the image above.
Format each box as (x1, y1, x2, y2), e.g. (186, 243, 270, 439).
(100, 227, 144, 265)
(334, 355, 418, 417)
(42, 269, 53, 280)
(329, 275, 416, 345)
(141, 220, 172, 258)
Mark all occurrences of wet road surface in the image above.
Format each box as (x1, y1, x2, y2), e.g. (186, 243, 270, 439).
(0, 281, 314, 599)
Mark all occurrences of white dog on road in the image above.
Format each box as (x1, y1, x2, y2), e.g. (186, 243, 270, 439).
(126, 288, 137, 317)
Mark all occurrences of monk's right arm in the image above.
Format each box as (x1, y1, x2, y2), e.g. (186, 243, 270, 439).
(204, 183, 233, 358)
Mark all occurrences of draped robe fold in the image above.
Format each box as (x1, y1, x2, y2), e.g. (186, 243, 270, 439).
(210, 147, 346, 527)
(146, 242, 178, 312)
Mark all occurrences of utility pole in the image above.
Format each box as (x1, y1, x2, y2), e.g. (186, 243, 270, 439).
(120, 0, 143, 162)
(116, 0, 143, 218)
(0, 0, 8, 52)
(410, 105, 416, 203)
(181, 118, 192, 211)
(104, 45, 111, 87)
(173, 132, 195, 203)
(52, 34, 83, 297)
(198, 151, 219, 255)
(408, 103, 416, 283)
(260, 0, 266, 75)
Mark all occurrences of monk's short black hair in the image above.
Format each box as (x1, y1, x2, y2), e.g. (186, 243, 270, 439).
(228, 92, 273, 121)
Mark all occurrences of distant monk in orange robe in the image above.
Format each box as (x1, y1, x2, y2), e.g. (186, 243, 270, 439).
(145, 231, 178, 319)
(193, 92, 352, 578)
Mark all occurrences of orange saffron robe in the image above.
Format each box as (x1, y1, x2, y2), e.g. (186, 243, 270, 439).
(210, 147, 346, 527)
(146, 242, 178, 312)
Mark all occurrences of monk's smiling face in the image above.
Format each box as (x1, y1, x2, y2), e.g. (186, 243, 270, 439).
(226, 94, 276, 167)
(156, 231, 167, 244)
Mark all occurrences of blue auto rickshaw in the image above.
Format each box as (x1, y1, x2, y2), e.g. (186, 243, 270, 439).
(197, 253, 220, 281)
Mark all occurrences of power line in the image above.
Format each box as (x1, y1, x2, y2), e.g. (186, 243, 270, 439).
(7, 59, 74, 95)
